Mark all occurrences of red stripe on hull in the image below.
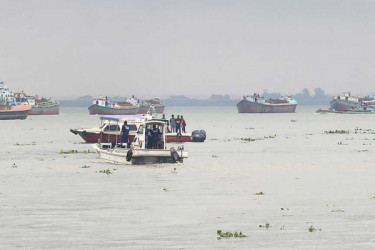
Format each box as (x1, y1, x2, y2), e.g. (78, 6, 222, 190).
(75, 130, 190, 143)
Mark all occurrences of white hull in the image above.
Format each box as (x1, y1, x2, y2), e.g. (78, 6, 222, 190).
(92, 144, 188, 165)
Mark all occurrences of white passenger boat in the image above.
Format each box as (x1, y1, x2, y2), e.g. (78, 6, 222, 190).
(93, 120, 188, 165)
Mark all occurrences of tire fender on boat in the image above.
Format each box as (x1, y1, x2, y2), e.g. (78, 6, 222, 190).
(170, 147, 179, 162)
(126, 149, 133, 162)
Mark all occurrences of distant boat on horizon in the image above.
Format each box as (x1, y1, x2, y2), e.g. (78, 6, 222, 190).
(14, 92, 59, 115)
(316, 92, 375, 114)
(237, 94, 297, 113)
(88, 96, 140, 115)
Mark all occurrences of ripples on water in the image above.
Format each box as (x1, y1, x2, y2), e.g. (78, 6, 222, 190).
(1, 106, 375, 249)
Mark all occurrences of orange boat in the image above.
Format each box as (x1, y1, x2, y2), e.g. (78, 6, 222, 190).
(0, 104, 32, 120)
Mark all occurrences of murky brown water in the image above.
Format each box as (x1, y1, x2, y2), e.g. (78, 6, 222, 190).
(1, 106, 375, 249)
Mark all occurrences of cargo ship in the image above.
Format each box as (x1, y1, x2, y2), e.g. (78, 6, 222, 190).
(0, 104, 31, 120)
(138, 98, 165, 114)
(237, 94, 297, 113)
(316, 92, 375, 114)
(30, 99, 60, 115)
(14, 92, 60, 115)
(88, 96, 139, 115)
(0, 82, 31, 120)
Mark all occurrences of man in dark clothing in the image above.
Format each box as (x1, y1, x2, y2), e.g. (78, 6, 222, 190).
(120, 121, 130, 147)
(175, 115, 181, 133)
(152, 125, 160, 148)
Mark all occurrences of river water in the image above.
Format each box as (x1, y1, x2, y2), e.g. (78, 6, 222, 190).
(1, 106, 375, 249)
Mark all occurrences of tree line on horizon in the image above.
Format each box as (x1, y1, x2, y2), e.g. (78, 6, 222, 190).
(59, 88, 334, 107)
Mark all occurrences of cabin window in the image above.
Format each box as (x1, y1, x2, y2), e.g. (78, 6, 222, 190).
(128, 124, 137, 131)
(103, 125, 120, 131)
(137, 125, 144, 134)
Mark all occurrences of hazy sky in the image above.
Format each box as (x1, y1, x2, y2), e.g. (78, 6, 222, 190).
(1, 0, 375, 99)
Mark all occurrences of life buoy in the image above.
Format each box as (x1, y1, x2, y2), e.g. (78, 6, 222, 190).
(126, 150, 133, 162)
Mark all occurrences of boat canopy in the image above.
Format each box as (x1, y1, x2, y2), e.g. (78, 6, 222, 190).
(100, 114, 150, 122)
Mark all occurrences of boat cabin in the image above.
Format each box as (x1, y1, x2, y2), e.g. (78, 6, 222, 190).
(133, 121, 166, 150)
(99, 114, 152, 143)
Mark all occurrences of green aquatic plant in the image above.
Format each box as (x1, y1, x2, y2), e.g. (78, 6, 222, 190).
(241, 138, 256, 142)
(308, 225, 316, 232)
(324, 130, 349, 134)
(259, 222, 270, 229)
(98, 169, 112, 175)
(59, 149, 95, 154)
(331, 209, 344, 213)
(358, 149, 368, 152)
(217, 230, 247, 239)
(254, 191, 264, 195)
(14, 142, 36, 146)
(80, 165, 91, 168)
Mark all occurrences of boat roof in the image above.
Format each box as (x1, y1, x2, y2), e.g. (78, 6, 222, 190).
(100, 114, 149, 122)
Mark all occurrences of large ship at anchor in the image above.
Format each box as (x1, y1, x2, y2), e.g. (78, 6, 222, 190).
(88, 96, 140, 115)
(14, 92, 59, 115)
(316, 92, 375, 114)
(237, 94, 297, 113)
(0, 82, 31, 120)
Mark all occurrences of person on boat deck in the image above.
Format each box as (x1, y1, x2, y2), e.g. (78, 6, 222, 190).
(146, 127, 153, 149)
(166, 122, 171, 133)
(120, 121, 130, 147)
(161, 114, 168, 122)
(175, 115, 181, 133)
(181, 116, 186, 133)
(170, 115, 176, 133)
(152, 125, 161, 148)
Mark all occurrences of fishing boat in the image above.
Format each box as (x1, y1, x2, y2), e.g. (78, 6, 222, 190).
(93, 120, 188, 164)
(237, 94, 297, 113)
(88, 96, 139, 115)
(0, 104, 31, 120)
(70, 115, 151, 143)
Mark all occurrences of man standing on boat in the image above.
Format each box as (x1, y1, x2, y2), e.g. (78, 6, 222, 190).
(181, 115, 186, 133)
(175, 115, 181, 133)
(120, 121, 130, 148)
(170, 115, 176, 133)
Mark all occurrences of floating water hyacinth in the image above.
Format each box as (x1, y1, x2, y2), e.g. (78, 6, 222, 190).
(324, 130, 349, 134)
(217, 230, 247, 239)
